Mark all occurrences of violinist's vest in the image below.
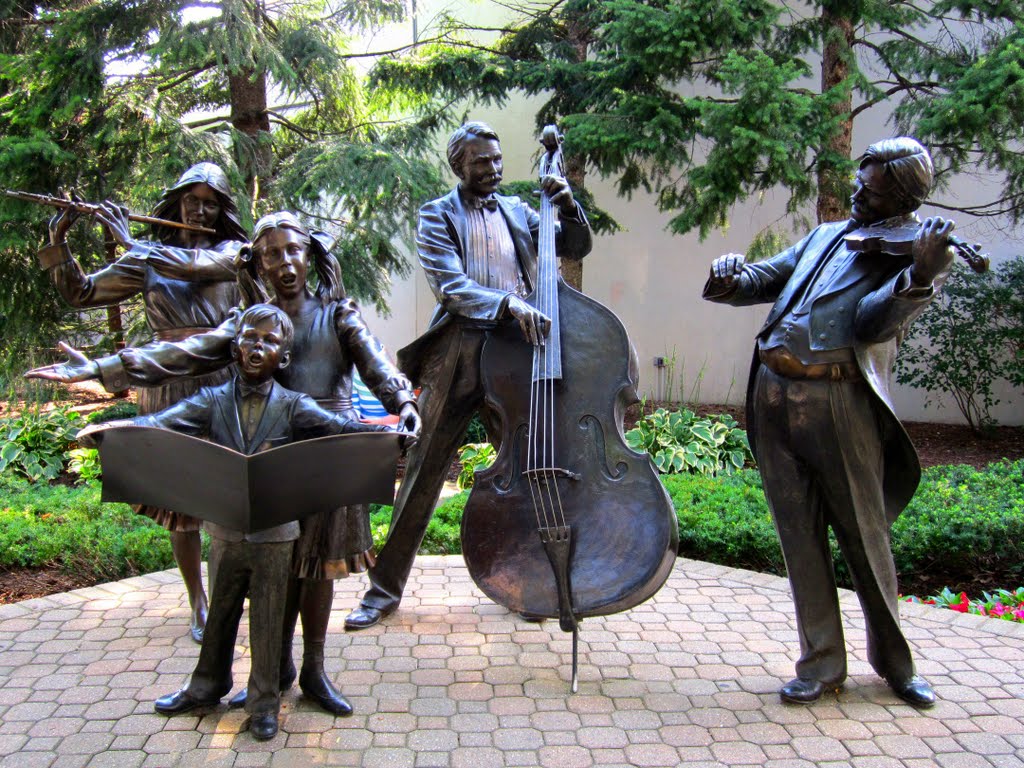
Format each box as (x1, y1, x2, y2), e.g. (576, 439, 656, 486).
(759, 241, 896, 365)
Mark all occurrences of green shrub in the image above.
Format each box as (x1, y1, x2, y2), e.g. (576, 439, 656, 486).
(366, 461, 1022, 593)
(0, 473, 180, 580)
(892, 460, 1024, 590)
(896, 257, 1024, 432)
(456, 443, 496, 490)
(662, 470, 784, 574)
(0, 406, 85, 482)
(625, 408, 752, 476)
(7, 457, 1019, 596)
(86, 401, 138, 424)
(369, 503, 392, 554)
(664, 460, 1024, 594)
(463, 413, 489, 444)
(368, 490, 469, 556)
(424, 491, 469, 554)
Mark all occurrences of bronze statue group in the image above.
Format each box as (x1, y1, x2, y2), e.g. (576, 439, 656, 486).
(28, 123, 954, 740)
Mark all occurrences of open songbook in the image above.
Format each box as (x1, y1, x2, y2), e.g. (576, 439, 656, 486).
(95, 427, 402, 533)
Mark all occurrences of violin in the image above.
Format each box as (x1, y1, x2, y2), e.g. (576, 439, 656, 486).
(845, 220, 989, 273)
(460, 126, 678, 691)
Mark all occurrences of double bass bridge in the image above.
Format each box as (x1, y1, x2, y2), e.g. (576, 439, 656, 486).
(522, 467, 581, 482)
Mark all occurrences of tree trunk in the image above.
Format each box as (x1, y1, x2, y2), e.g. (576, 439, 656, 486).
(559, 11, 592, 292)
(561, 153, 585, 291)
(816, 9, 855, 224)
(226, 0, 272, 200)
(229, 67, 272, 199)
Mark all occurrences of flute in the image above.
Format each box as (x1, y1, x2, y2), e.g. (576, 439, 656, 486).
(4, 190, 218, 236)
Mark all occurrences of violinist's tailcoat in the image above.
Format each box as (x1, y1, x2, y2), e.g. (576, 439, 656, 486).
(703, 216, 951, 685)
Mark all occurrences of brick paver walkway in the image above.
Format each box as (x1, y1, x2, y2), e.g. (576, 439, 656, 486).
(1, 556, 1022, 767)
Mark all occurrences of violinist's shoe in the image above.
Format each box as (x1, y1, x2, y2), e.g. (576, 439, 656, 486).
(154, 689, 219, 715)
(779, 677, 842, 705)
(344, 603, 395, 630)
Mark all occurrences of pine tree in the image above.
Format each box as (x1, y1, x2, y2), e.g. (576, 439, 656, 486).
(0, 0, 446, 387)
(370, 0, 1023, 246)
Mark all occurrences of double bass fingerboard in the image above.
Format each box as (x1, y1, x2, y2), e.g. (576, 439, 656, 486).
(532, 134, 564, 383)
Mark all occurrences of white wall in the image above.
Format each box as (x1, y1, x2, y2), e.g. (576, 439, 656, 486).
(354, 3, 1024, 427)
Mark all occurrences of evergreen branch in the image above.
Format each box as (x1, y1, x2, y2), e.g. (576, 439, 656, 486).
(489, 0, 568, 24)
(880, 26, 946, 58)
(926, 143, 987, 156)
(849, 81, 939, 120)
(338, 35, 455, 60)
(0, 17, 55, 27)
(852, 37, 917, 90)
(266, 111, 314, 141)
(156, 64, 218, 93)
(289, 204, 350, 227)
(927, 196, 1021, 217)
(183, 115, 231, 129)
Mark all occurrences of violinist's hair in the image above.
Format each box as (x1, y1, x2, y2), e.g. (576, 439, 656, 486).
(860, 137, 934, 211)
(237, 303, 295, 354)
(447, 122, 500, 177)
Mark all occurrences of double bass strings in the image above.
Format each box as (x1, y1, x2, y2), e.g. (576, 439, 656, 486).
(527, 160, 569, 536)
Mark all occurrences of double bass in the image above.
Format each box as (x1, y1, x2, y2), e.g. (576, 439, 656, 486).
(461, 126, 678, 690)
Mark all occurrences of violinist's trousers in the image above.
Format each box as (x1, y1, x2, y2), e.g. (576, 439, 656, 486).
(753, 364, 916, 686)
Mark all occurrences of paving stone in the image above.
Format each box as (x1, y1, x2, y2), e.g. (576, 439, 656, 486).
(143, 729, 203, 753)
(791, 735, 852, 762)
(49, 756, 91, 768)
(86, 752, 147, 768)
(0, 753, 56, 768)
(623, 742, 685, 767)
(710, 740, 769, 764)
(955, 732, 1017, 755)
(538, 745, 592, 768)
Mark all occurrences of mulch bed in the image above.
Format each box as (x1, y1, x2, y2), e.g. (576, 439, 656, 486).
(2, 395, 1021, 604)
(1, 567, 98, 604)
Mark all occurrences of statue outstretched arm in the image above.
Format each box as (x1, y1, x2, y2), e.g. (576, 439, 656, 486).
(24, 343, 101, 384)
(27, 312, 239, 393)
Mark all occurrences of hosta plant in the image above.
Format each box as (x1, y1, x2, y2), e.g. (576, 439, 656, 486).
(456, 442, 497, 490)
(625, 408, 752, 476)
(0, 406, 85, 482)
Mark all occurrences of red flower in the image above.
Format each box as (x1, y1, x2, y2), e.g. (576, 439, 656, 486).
(949, 592, 970, 613)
